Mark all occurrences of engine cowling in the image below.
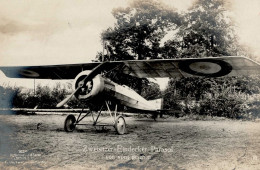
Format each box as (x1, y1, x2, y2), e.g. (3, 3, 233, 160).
(73, 71, 105, 101)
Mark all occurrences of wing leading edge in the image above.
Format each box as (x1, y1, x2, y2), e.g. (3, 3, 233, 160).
(0, 56, 260, 79)
(121, 56, 260, 78)
(0, 63, 100, 79)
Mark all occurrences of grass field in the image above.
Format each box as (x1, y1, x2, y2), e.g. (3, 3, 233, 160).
(0, 114, 260, 169)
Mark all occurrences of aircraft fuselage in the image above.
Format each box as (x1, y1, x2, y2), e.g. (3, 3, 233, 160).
(74, 74, 162, 111)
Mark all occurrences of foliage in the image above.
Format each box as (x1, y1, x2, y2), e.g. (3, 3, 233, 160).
(99, 0, 182, 61)
(140, 81, 161, 100)
(0, 85, 20, 108)
(199, 91, 247, 118)
(0, 83, 71, 109)
(163, 0, 241, 58)
(245, 94, 260, 118)
(31, 84, 67, 108)
(99, 0, 247, 60)
(163, 76, 260, 119)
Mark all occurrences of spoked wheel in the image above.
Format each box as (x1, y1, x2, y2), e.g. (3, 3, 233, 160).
(114, 115, 126, 135)
(64, 114, 76, 132)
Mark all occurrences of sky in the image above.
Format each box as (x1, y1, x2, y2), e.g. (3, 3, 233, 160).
(0, 0, 260, 89)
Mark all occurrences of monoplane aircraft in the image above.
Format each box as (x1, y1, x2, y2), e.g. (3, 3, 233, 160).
(1, 56, 260, 134)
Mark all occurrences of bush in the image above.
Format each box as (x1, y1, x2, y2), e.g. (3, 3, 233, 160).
(199, 93, 247, 118)
(0, 83, 75, 109)
(0, 85, 20, 108)
(164, 76, 260, 119)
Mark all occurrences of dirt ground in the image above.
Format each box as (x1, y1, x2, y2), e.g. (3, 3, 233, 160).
(0, 113, 260, 170)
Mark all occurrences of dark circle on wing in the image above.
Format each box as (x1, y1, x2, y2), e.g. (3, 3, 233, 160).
(19, 69, 40, 78)
(178, 59, 233, 77)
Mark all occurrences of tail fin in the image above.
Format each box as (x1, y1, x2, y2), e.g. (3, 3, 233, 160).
(148, 98, 163, 110)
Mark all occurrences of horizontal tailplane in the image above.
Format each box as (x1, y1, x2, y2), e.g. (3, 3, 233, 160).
(148, 98, 163, 110)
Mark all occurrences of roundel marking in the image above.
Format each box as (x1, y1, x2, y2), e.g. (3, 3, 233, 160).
(178, 59, 233, 77)
(189, 62, 221, 74)
(19, 69, 40, 78)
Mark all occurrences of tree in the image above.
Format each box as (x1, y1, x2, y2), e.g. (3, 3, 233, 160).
(141, 81, 161, 100)
(99, 0, 182, 61)
(160, 0, 253, 118)
(97, 0, 175, 97)
(163, 0, 241, 58)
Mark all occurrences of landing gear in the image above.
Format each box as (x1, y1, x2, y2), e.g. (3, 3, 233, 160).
(114, 115, 126, 135)
(63, 101, 126, 134)
(64, 114, 76, 132)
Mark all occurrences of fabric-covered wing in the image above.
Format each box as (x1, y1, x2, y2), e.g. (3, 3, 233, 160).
(0, 63, 100, 79)
(121, 56, 260, 78)
(1, 56, 260, 79)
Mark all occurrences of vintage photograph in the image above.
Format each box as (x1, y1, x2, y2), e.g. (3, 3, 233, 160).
(0, 0, 260, 169)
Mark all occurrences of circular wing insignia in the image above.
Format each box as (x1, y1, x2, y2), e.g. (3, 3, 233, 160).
(19, 69, 40, 78)
(179, 59, 232, 77)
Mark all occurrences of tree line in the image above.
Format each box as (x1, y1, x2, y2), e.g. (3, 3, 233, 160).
(97, 0, 252, 61)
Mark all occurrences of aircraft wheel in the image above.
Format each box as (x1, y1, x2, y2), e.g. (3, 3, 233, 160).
(114, 115, 126, 135)
(64, 114, 76, 132)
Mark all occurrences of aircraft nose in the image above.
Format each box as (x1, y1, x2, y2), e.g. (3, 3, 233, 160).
(86, 81, 93, 93)
(78, 81, 84, 87)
